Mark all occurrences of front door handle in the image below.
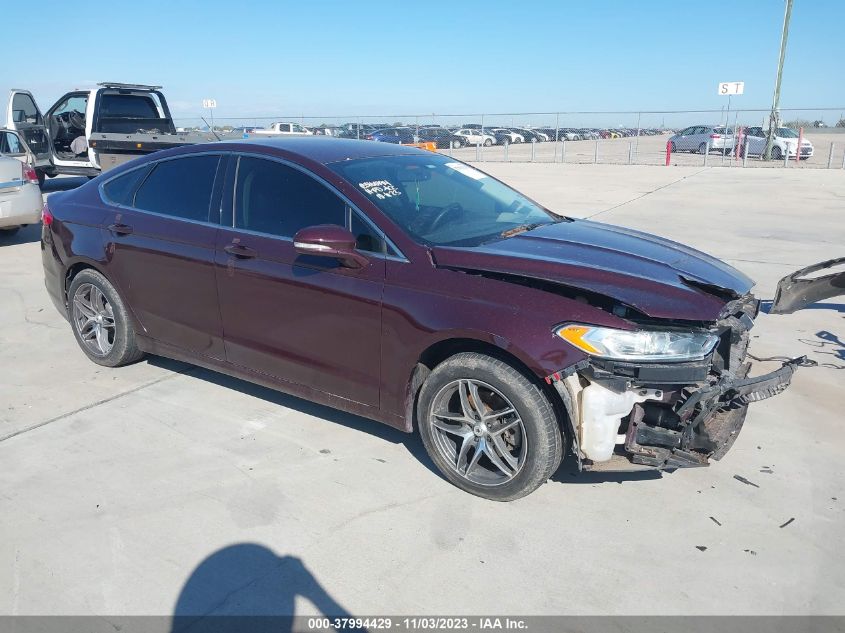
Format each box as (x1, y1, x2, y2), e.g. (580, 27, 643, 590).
(224, 243, 257, 259)
(107, 223, 133, 235)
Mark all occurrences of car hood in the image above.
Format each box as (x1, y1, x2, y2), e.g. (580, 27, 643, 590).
(430, 219, 755, 322)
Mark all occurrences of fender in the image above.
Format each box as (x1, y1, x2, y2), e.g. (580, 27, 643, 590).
(380, 264, 633, 421)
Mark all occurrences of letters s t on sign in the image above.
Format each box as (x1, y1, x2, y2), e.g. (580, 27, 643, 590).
(202, 99, 217, 109)
(718, 82, 745, 96)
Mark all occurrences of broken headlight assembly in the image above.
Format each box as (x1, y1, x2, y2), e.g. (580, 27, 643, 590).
(555, 324, 719, 362)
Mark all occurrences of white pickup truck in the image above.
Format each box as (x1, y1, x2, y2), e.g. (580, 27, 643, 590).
(248, 122, 313, 136)
(5, 83, 223, 179)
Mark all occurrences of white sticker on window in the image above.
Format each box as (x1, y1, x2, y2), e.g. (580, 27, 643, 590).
(444, 162, 487, 180)
(358, 180, 402, 199)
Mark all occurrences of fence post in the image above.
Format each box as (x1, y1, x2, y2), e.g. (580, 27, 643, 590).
(531, 139, 536, 162)
(504, 140, 509, 162)
(665, 140, 671, 166)
(704, 140, 710, 167)
(555, 112, 560, 149)
(784, 147, 789, 168)
(594, 140, 599, 164)
(827, 143, 835, 169)
(796, 127, 803, 163)
(475, 143, 480, 161)
(743, 141, 749, 167)
(562, 140, 566, 164)
(480, 142, 485, 162)
(627, 142, 633, 165)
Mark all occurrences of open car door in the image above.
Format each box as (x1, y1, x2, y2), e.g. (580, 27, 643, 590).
(770, 257, 845, 314)
(6, 90, 53, 169)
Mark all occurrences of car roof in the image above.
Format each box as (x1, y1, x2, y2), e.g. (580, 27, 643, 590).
(208, 136, 427, 164)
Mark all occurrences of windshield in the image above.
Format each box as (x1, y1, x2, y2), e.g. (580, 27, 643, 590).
(777, 127, 799, 138)
(329, 154, 562, 247)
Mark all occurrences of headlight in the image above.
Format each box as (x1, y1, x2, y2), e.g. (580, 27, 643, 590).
(555, 324, 719, 362)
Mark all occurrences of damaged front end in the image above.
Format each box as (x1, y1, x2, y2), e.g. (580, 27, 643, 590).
(547, 295, 808, 471)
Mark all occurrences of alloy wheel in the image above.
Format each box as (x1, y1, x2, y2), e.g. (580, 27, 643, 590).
(72, 283, 116, 356)
(429, 379, 527, 486)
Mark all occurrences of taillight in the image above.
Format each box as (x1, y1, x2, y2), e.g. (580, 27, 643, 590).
(365, 135, 374, 140)
(23, 163, 39, 185)
(41, 202, 53, 226)
(709, 134, 720, 139)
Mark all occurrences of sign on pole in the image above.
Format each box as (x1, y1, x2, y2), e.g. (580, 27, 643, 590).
(718, 82, 745, 96)
(202, 99, 217, 109)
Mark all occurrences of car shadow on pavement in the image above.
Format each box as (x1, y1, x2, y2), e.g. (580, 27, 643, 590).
(0, 222, 41, 245)
(145, 356, 440, 478)
(551, 453, 662, 485)
(171, 543, 358, 633)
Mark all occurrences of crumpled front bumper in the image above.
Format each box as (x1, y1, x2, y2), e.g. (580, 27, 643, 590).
(550, 355, 807, 472)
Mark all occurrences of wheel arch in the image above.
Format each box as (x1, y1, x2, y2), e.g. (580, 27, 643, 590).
(402, 337, 571, 441)
(63, 258, 111, 302)
(62, 258, 144, 334)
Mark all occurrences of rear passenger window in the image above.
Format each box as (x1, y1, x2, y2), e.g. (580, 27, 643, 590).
(235, 157, 345, 237)
(102, 166, 150, 206)
(134, 155, 220, 222)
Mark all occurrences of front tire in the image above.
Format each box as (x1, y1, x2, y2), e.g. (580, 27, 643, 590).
(68, 269, 145, 367)
(772, 146, 783, 160)
(417, 352, 564, 501)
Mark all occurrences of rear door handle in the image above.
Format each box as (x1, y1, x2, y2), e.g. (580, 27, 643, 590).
(107, 223, 133, 235)
(224, 243, 257, 259)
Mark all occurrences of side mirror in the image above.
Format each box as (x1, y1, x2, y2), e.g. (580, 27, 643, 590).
(293, 224, 369, 269)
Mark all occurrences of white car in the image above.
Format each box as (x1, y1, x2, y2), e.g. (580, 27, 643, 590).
(0, 154, 42, 234)
(491, 128, 524, 143)
(742, 126, 814, 160)
(249, 122, 313, 136)
(0, 127, 51, 185)
(454, 128, 496, 146)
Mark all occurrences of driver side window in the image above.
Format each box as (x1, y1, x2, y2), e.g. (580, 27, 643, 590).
(53, 95, 88, 117)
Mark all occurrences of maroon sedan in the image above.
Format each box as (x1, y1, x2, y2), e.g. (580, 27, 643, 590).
(41, 138, 806, 500)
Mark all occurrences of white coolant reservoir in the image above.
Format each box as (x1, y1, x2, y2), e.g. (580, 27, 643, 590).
(580, 381, 663, 462)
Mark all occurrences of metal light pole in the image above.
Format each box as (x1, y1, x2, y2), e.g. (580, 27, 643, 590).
(765, 0, 793, 159)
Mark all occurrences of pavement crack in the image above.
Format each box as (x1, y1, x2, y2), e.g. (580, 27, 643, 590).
(585, 168, 708, 219)
(0, 364, 195, 444)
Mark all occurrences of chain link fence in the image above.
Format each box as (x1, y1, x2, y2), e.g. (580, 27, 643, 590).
(172, 108, 845, 169)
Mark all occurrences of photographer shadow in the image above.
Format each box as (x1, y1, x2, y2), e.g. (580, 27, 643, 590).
(171, 543, 363, 633)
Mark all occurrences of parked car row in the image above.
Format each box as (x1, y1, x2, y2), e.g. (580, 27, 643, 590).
(321, 124, 668, 147)
(668, 125, 815, 159)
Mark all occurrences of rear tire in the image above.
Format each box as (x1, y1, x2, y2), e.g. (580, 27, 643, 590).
(67, 269, 145, 367)
(417, 352, 564, 501)
(772, 146, 783, 160)
(484, 138, 493, 147)
(698, 142, 707, 154)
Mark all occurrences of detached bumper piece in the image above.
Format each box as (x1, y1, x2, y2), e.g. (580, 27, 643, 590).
(627, 356, 807, 469)
(769, 257, 845, 314)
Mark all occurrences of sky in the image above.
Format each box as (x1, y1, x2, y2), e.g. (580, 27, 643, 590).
(2, 0, 844, 128)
